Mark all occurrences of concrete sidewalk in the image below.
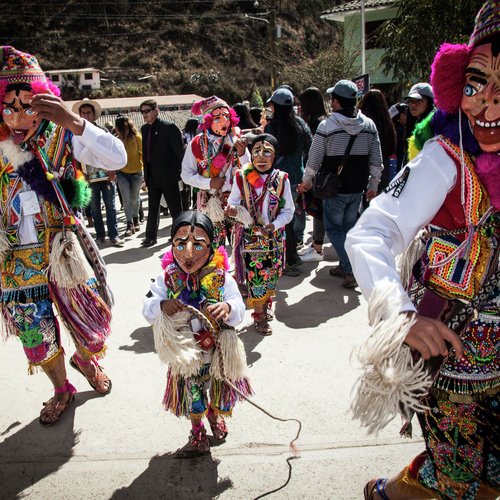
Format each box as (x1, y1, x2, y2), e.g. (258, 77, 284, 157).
(0, 211, 424, 499)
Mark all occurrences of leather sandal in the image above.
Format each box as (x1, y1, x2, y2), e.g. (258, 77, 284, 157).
(208, 414, 228, 440)
(39, 379, 76, 426)
(70, 353, 112, 395)
(364, 478, 390, 500)
(174, 426, 211, 458)
(252, 312, 272, 336)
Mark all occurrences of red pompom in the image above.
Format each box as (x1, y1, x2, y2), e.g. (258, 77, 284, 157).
(431, 43, 471, 114)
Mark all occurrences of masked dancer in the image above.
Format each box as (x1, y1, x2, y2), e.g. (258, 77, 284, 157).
(143, 211, 252, 454)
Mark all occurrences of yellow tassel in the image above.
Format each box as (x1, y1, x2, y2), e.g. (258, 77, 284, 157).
(46, 172, 54, 181)
(190, 409, 208, 420)
(27, 346, 64, 375)
(76, 344, 107, 360)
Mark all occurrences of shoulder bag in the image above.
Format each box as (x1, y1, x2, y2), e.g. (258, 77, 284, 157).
(313, 134, 356, 199)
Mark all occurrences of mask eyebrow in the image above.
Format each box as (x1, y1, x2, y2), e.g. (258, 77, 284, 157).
(2, 98, 16, 108)
(466, 67, 487, 78)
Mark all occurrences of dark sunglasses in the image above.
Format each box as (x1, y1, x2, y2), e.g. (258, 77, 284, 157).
(141, 108, 153, 114)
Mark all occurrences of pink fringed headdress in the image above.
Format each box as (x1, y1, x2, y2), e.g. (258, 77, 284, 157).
(191, 95, 239, 131)
(431, 1, 500, 115)
(0, 46, 61, 106)
(430, 43, 471, 115)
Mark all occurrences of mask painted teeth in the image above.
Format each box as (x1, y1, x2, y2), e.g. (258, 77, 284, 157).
(475, 119, 500, 128)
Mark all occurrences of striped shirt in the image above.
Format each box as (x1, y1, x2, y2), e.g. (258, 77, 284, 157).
(304, 111, 383, 193)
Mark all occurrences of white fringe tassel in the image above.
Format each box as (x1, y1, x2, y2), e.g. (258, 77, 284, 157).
(210, 328, 248, 381)
(153, 309, 203, 377)
(0, 230, 11, 261)
(396, 231, 426, 289)
(231, 205, 254, 228)
(201, 195, 225, 223)
(351, 282, 432, 434)
(48, 231, 94, 289)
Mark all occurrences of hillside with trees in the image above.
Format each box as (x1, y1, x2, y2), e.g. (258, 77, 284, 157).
(1, 0, 345, 103)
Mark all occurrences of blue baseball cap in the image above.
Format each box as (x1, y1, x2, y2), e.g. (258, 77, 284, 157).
(326, 80, 358, 99)
(267, 87, 294, 106)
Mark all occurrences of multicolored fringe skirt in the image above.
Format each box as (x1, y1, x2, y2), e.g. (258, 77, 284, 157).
(1, 278, 110, 373)
(163, 363, 253, 419)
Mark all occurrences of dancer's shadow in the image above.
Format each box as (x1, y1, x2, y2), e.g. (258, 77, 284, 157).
(111, 452, 232, 500)
(239, 325, 264, 367)
(274, 268, 361, 329)
(119, 326, 155, 354)
(0, 390, 100, 499)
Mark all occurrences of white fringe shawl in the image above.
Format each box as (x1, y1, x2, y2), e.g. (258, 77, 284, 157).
(210, 327, 249, 381)
(351, 282, 432, 434)
(48, 231, 94, 288)
(229, 205, 254, 228)
(201, 195, 225, 223)
(153, 309, 203, 377)
(396, 230, 427, 289)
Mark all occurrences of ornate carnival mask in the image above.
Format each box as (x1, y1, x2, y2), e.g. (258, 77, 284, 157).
(2, 87, 43, 145)
(210, 106, 231, 136)
(251, 140, 276, 173)
(172, 225, 212, 275)
(461, 42, 500, 153)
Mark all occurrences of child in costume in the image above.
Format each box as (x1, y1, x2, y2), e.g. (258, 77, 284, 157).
(345, 2, 500, 498)
(181, 96, 250, 247)
(226, 134, 294, 335)
(142, 211, 252, 454)
(0, 46, 126, 425)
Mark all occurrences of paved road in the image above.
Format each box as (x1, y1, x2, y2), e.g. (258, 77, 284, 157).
(0, 205, 424, 499)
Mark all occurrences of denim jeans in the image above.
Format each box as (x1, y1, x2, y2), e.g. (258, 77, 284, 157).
(323, 193, 362, 274)
(117, 171, 143, 222)
(90, 181, 118, 240)
(291, 183, 306, 243)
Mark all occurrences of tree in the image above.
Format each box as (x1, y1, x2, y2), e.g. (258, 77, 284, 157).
(380, 0, 484, 83)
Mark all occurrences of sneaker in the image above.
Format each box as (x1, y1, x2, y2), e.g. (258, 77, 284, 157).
(133, 217, 140, 231)
(300, 246, 324, 262)
(342, 273, 358, 289)
(296, 240, 304, 250)
(282, 265, 300, 277)
(110, 237, 124, 247)
(95, 237, 105, 245)
(329, 265, 346, 278)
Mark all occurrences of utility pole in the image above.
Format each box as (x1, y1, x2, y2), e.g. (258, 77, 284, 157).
(269, 0, 277, 91)
(361, 0, 366, 74)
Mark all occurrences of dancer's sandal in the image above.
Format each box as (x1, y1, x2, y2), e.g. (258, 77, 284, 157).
(70, 352, 112, 395)
(364, 478, 390, 500)
(39, 379, 77, 426)
(252, 312, 272, 336)
(174, 426, 210, 458)
(208, 414, 228, 440)
(265, 298, 274, 321)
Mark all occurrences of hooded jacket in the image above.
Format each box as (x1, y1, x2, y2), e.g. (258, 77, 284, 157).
(304, 111, 383, 193)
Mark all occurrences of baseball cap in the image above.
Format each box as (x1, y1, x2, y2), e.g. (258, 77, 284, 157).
(326, 79, 358, 99)
(405, 83, 433, 100)
(266, 87, 294, 106)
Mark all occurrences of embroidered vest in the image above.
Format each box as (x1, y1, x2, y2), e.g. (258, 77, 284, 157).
(416, 137, 497, 301)
(235, 167, 287, 224)
(0, 124, 75, 302)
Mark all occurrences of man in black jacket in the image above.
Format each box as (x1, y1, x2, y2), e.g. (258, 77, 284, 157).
(140, 99, 183, 247)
